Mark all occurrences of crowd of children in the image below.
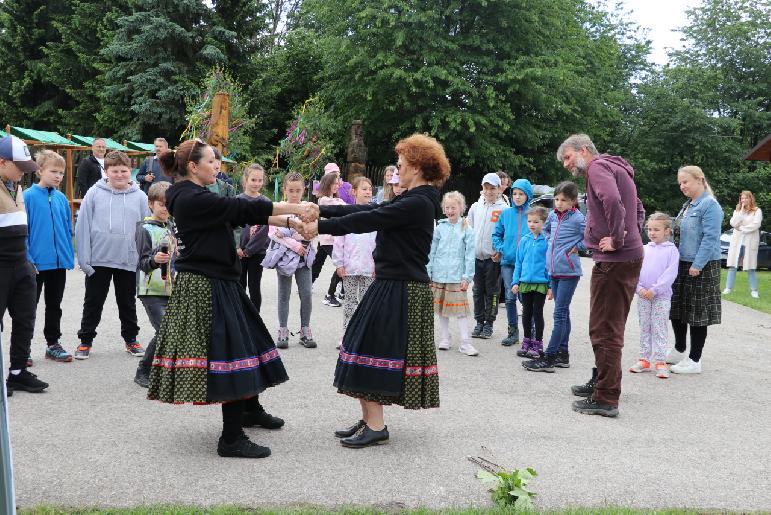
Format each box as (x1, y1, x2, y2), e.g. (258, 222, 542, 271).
(4, 131, 695, 411)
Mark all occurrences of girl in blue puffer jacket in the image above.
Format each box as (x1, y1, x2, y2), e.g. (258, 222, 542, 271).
(523, 181, 586, 372)
(427, 191, 478, 356)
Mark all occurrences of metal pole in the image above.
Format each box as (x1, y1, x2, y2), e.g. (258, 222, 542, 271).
(0, 334, 17, 513)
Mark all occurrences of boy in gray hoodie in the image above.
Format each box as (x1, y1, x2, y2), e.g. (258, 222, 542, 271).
(74, 151, 150, 360)
(467, 173, 508, 339)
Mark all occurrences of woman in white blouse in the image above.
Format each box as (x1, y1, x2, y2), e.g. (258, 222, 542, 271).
(723, 190, 763, 298)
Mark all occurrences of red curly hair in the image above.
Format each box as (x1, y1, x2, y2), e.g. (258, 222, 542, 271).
(394, 134, 451, 186)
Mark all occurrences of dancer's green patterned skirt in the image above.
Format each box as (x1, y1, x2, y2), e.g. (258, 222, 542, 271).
(148, 272, 288, 404)
(335, 279, 439, 409)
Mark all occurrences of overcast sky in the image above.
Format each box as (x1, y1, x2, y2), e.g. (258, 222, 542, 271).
(615, 0, 702, 65)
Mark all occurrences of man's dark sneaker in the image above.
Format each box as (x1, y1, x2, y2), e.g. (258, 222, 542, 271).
(134, 368, 150, 388)
(501, 325, 519, 347)
(334, 419, 366, 438)
(46, 344, 73, 363)
(523, 354, 555, 373)
(471, 323, 484, 338)
(554, 351, 570, 368)
(125, 342, 145, 357)
(571, 367, 597, 397)
(572, 397, 618, 417)
(217, 432, 271, 458)
(243, 410, 285, 429)
(479, 323, 493, 339)
(6, 370, 49, 393)
(74, 345, 91, 360)
(322, 294, 342, 307)
(340, 425, 389, 448)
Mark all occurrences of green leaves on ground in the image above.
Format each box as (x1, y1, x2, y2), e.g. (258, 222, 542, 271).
(476, 467, 538, 510)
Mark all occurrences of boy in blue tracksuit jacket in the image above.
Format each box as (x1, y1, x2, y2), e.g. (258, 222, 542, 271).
(524, 181, 586, 372)
(492, 178, 532, 346)
(511, 205, 551, 359)
(24, 150, 75, 363)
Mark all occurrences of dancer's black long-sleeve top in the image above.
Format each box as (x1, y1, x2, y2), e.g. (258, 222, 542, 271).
(166, 180, 273, 281)
(318, 185, 441, 283)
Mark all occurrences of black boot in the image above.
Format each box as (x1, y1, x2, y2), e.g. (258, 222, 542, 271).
(334, 419, 366, 438)
(571, 367, 597, 397)
(242, 409, 285, 429)
(217, 431, 271, 458)
(134, 367, 150, 388)
(340, 425, 389, 448)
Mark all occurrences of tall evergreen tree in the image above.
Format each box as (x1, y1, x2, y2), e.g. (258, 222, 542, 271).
(44, 0, 132, 135)
(99, 0, 232, 141)
(0, 0, 71, 130)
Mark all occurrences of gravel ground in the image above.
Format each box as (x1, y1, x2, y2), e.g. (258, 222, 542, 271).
(3, 258, 770, 511)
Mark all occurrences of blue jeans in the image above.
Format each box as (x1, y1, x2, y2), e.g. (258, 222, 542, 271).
(726, 267, 758, 291)
(500, 265, 519, 328)
(545, 277, 580, 355)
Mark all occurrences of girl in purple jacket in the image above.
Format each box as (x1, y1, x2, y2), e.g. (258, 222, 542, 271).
(629, 212, 680, 379)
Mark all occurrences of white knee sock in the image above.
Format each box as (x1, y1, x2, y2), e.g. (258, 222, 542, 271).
(457, 316, 470, 341)
(438, 316, 450, 343)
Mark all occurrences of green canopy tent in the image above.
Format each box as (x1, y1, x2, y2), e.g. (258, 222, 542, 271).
(69, 134, 131, 152)
(125, 141, 155, 152)
(5, 125, 88, 219)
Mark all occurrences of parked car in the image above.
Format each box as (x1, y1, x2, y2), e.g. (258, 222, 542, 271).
(720, 229, 771, 270)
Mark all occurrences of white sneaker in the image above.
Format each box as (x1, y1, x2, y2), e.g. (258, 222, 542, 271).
(458, 341, 479, 356)
(437, 340, 451, 351)
(722, 288, 732, 294)
(670, 357, 702, 374)
(751, 290, 760, 299)
(665, 348, 686, 365)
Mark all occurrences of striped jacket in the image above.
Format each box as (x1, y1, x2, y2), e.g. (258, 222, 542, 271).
(0, 181, 28, 264)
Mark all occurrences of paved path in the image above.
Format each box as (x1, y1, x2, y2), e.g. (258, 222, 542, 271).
(3, 259, 771, 511)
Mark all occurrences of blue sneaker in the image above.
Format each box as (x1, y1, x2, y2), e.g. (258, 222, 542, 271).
(45, 343, 73, 363)
(74, 345, 91, 360)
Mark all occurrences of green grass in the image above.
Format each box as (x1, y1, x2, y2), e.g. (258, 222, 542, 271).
(18, 507, 768, 515)
(720, 269, 771, 314)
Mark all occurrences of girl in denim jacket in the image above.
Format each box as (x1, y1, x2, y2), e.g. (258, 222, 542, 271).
(523, 181, 585, 372)
(427, 191, 478, 356)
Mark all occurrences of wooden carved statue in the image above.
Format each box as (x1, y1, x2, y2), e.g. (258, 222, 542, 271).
(346, 120, 367, 180)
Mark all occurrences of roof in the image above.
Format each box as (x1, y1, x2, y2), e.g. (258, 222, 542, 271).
(126, 141, 155, 152)
(745, 134, 771, 161)
(9, 126, 79, 147)
(70, 135, 131, 151)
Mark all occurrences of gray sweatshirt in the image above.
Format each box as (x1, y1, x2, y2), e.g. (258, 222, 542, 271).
(467, 197, 508, 259)
(75, 179, 150, 275)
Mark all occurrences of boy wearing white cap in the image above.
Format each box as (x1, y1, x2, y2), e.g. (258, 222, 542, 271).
(0, 135, 50, 394)
(467, 173, 507, 339)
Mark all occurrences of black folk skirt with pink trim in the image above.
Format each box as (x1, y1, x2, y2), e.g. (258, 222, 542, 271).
(334, 279, 440, 409)
(147, 272, 288, 404)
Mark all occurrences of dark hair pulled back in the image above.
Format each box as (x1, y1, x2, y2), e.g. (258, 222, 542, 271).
(158, 139, 210, 180)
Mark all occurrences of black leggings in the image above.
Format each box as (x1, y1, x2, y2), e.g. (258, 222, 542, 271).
(221, 396, 264, 443)
(521, 291, 546, 341)
(311, 244, 343, 296)
(671, 319, 708, 362)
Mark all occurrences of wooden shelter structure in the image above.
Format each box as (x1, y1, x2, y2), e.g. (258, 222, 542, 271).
(744, 134, 771, 161)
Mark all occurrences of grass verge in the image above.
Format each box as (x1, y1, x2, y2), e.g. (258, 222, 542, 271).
(18, 506, 767, 515)
(720, 269, 771, 314)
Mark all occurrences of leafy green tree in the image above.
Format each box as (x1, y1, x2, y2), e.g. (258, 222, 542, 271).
(99, 0, 232, 141)
(0, 0, 71, 130)
(44, 0, 132, 135)
(299, 0, 648, 185)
